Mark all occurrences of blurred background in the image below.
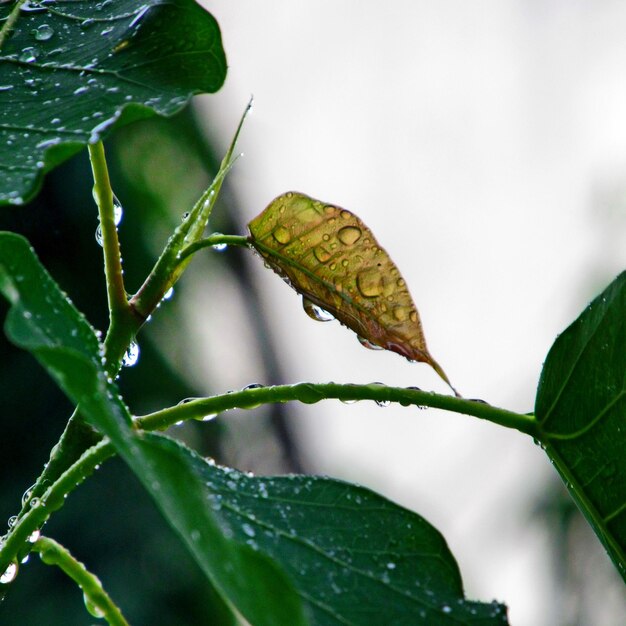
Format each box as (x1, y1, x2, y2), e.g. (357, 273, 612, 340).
(2, 1, 626, 624)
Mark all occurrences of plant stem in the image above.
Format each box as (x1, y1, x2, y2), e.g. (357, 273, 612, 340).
(88, 142, 127, 318)
(0, 440, 113, 576)
(33, 536, 130, 626)
(88, 142, 140, 375)
(0, 0, 26, 51)
(136, 382, 539, 437)
(178, 234, 250, 262)
(0, 383, 536, 575)
(129, 100, 252, 321)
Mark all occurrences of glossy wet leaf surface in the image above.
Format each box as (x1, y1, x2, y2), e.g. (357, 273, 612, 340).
(535, 272, 626, 582)
(248, 192, 455, 392)
(0, 0, 226, 205)
(0, 231, 508, 624)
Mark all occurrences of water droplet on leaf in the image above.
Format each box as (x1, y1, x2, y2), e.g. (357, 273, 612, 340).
(357, 335, 383, 350)
(33, 24, 54, 41)
(337, 225, 361, 245)
(163, 287, 174, 300)
(302, 297, 334, 322)
(19, 47, 39, 63)
(272, 226, 291, 244)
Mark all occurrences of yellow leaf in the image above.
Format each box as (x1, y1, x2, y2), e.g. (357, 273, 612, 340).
(248, 192, 457, 395)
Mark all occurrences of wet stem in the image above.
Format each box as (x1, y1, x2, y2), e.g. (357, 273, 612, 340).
(33, 536, 130, 626)
(0, 0, 26, 52)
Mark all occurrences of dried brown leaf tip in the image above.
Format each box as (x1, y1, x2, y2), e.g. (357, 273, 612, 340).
(248, 191, 458, 395)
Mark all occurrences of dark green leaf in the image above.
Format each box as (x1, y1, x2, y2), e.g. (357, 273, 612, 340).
(535, 272, 626, 582)
(0, 0, 226, 205)
(0, 231, 509, 625)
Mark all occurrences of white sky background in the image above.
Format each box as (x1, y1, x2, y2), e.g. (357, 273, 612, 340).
(194, 2, 626, 624)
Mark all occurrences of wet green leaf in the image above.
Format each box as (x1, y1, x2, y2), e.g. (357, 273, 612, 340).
(535, 272, 626, 582)
(0, 0, 226, 205)
(248, 192, 456, 393)
(0, 231, 508, 624)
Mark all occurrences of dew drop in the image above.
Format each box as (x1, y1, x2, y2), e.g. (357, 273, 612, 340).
(442, 605, 452, 614)
(19, 47, 39, 63)
(122, 341, 139, 367)
(181, 211, 190, 221)
(28, 529, 41, 543)
(242, 523, 256, 538)
(0, 562, 18, 584)
(272, 226, 291, 244)
(7, 516, 17, 529)
(357, 335, 383, 350)
(29, 497, 41, 509)
(95, 224, 103, 246)
(243, 383, 264, 390)
(337, 225, 361, 245)
(302, 297, 334, 322)
(356, 269, 382, 297)
(83, 593, 105, 618)
(112, 194, 123, 225)
(313, 245, 331, 263)
(33, 24, 54, 41)
(21, 485, 35, 507)
(194, 413, 217, 422)
(163, 287, 174, 300)
(211, 233, 227, 251)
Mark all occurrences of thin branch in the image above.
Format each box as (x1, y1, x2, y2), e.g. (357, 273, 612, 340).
(0, 440, 113, 576)
(0, 0, 26, 51)
(178, 234, 250, 262)
(135, 382, 540, 437)
(88, 142, 127, 317)
(33, 536, 130, 626)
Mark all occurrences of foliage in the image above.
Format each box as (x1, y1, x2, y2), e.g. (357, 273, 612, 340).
(0, 1, 624, 624)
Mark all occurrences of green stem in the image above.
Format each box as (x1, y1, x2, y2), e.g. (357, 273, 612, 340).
(33, 536, 130, 626)
(129, 100, 252, 321)
(88, 142, 127, 318)
(136, 382, 539, 437)
(0, 0, 26, 51)
(88, 142, 140, 376)
(178, 234, 250, 262)
(0, 440, 113, 576)
(0, 383, 536, 575)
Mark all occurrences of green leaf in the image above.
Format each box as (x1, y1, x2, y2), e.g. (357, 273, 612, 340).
(0, 0, 226, 205)
(535, 272, 626, 582)
(0, 231, 509, 625)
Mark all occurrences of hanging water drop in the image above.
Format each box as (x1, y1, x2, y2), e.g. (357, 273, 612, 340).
(7, 516, 17, 530)
(28, 529, 41, 543)
(0, 561, 18, 584)
(357, 335, 383, 350)
(193, 413, 217, 422)
(302, 297, 334, 322)
(83, 592, 105, 618)
(122, 341, 139, 367)
(210, 233, 227, 252)
(163, 287, 174, 300)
